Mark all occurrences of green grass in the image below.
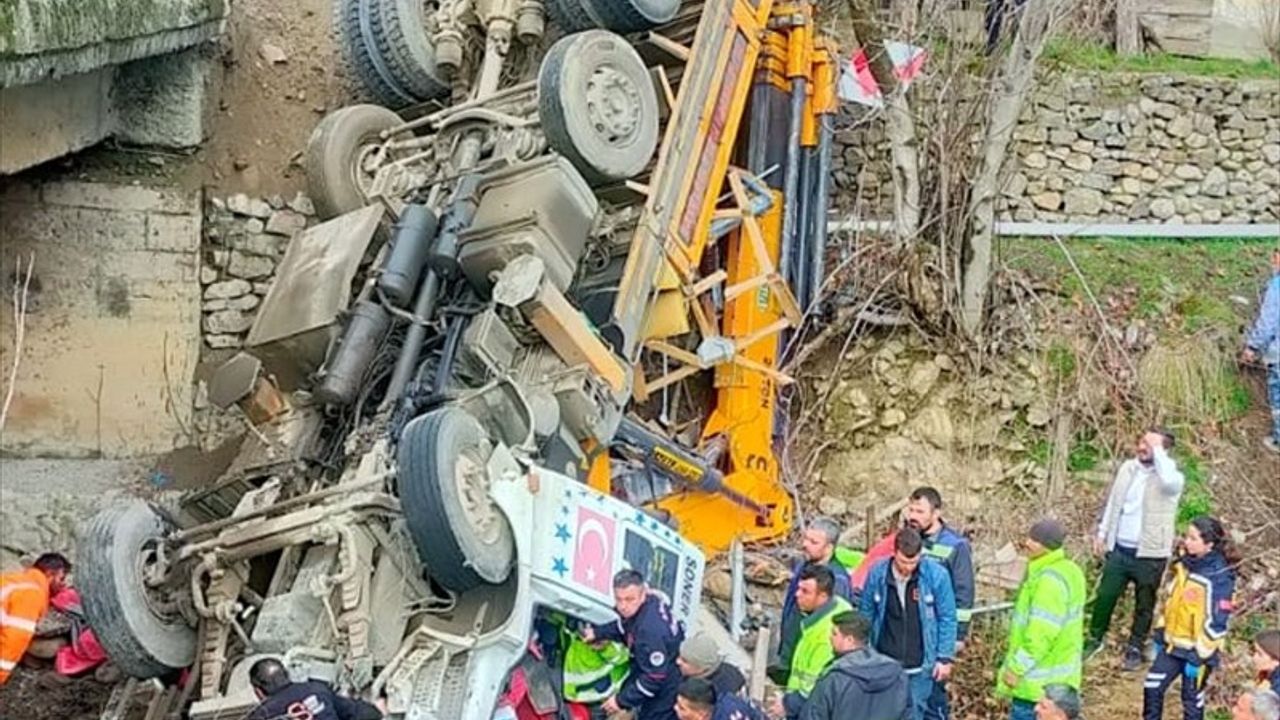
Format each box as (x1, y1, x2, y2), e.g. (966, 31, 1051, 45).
(1174, 450, 1214, 530)
(1003, 238, 1276, 335)
(1044, 40, 1280, 79)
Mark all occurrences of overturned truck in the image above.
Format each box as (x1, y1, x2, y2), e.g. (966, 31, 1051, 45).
(77, 0, 838, 717)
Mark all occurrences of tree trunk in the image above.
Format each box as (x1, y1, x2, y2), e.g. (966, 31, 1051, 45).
(1116, 0, 1143, 56)
(847, 0, 922, 244)
(959, 0, 1065, 336)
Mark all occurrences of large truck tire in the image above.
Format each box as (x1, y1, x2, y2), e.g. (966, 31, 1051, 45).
(306, 104, 403, 219)
(397, 407, 515, 592)
(334, 0, 450, 108)
(547, 0, 677, 33)
(585, 0, 678, 32)
(78, 502, 197, 679)
(538, 30, 659, 185)
(545, 0, 599, 33)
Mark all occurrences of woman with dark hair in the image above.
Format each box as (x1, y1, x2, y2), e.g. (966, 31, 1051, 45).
(1141, 517, 1239, 720)
(1253, 629, 1280, 695)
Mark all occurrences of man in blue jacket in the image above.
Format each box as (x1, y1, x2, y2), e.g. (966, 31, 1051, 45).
(905, 487, 974, 720)
(1243, 248, 1280, 454)
(674, 677, 766, 720)
(776, 517, 853, 682)
(859, 528, 957, 720)
(587, 570, 686, 720)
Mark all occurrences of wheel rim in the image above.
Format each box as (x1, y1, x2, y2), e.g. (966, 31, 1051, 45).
(454, 449, 503, 545)
(586, 64, 642, 146)
(135, 540, 187, 625)
(352, 138, 385, 199)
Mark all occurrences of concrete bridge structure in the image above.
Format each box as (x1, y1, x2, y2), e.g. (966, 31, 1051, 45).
(0, 0, 229, 174)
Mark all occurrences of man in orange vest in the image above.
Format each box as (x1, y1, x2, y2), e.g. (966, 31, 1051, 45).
(1, 553, 71, 684)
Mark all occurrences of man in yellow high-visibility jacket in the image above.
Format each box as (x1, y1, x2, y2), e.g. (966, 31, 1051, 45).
(1, 553, 71, 684)
(997, 520, 1085, 720)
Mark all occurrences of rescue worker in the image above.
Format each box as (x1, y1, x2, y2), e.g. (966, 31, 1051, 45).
(1241, 247, 1280, 454)
(1033, 685, 1081, 720)
(674, 677, 765, 720)
(860, 528, 957, 720)
(798, 610, 909, 720)
(1087, 428, 1185, 671)
(245, 657, 382, 720)
(770, 565, 852, 719)
(1251, 630, 1280, 695)
(1143, 516, 1239, 720)
(776, 518, 852, 682)
(1234, 690, 1280, 720)
(997, 519, 1085, 720)
(1, 553, 71, 684)
(585, 569, 685, 720)
(905, 486, 974, 720)
(678, 633, 746, 697)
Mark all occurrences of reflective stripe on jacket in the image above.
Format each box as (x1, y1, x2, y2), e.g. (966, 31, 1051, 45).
(563, 633, 630, 702)
(1155, 550, 1235, 665)
(997, 548, 1085, 702)
(1, 567, 51, 683)
(922, 524, 975, 639)
(786, 597, 853, 698)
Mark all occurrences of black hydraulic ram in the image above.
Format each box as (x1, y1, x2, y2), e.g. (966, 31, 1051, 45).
(615, 417, 771, 517)
(316, 203, 440, 406)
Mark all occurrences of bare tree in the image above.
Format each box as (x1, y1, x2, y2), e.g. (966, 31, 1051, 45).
(840, 0, 1070, 339)
(961, 0, 1066, 334)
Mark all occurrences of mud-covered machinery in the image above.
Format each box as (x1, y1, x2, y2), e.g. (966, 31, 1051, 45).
(75, 0, 838, 717)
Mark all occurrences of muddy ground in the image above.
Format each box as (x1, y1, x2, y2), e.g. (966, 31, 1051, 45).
(0, 667, 116, 720)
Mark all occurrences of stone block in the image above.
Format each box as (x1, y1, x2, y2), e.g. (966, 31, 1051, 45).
(265, 210, 307, 236)
(227, 252, 275, 279)
(1150, 198, 1176, 219)
(204, 279, 252, 300)
(1063, 188, 1103, 215)
(113, 46, 217, 148)
(205, 334, 242, 349)
(226, 194, 272, 219)
(204, 309, 255, 334)
(145, 213, 201, 253)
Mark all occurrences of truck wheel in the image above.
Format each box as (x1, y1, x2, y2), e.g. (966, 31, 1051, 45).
(538, 31, 660, 185)
(545, 0, 599, 33)
(585, 0, 678, 32)
(78, 502, 197, 679)
(397, 407, 515, 592)
(546, 0, 676, 32)
(306, 104, 403, 219)
(334, 0, 450, 108)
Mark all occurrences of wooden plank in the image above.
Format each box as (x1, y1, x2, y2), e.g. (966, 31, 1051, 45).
(723, 273, 771, 301)
(633, 364, 651, 404)
(647, 340, 703, 367)
(645, 364, 702, 394)
(691, 269, 728, 295)
(648, 31, 693, 62)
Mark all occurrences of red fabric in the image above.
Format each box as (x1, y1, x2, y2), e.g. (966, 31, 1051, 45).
(567, 703, 591, 720)
(851, 532, 897, 590)
(55, 628, 106, 676)
(49, 587, 82, 614)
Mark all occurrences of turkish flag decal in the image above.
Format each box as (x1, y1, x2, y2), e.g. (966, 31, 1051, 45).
(573, 507, 616, 595)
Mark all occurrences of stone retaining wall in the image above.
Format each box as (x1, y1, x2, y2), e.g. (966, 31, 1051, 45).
(833, 72, 1280, 224)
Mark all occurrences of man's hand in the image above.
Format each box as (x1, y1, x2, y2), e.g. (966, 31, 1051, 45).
(1092, 536, 1106, 558)
(767, 696, 785, 720)
(1242, 348, 1259, 365)
(602, 696, 622, 715)
(933, 662, 953, 681)
(582, 625, 596, 643)
(1001, 670, 1019, 688)
(1143, 431, 1168, 453)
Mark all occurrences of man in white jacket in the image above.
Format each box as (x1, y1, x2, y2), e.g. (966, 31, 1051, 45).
(1085, 428, 1185, 671)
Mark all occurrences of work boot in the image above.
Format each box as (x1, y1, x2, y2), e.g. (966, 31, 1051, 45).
(1083, 638, 1103, 662)
(1122, 645, 1144, 672)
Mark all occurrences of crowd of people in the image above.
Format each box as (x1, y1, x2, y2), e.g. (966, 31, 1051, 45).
(577, 424, 1277, 720)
